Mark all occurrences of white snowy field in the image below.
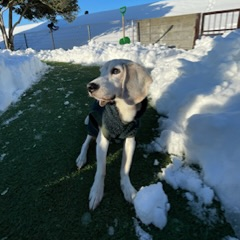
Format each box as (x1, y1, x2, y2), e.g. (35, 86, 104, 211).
(1, 0, 240, 239)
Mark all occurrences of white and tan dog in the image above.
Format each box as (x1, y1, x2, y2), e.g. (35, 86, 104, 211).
(76, 59, 152, 210)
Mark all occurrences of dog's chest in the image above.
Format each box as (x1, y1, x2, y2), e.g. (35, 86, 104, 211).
(101, 103, 139, 140)
(88, 99, 148, 140)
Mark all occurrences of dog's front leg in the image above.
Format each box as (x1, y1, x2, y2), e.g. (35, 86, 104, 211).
(76, 134, 93, 169)
(89, 130, 109, 210)
(120, 137, 137, 203)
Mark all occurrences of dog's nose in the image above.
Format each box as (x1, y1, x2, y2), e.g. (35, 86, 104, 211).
(87, 82, 99, 93)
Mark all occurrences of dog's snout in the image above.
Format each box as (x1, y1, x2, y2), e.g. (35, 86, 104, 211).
(87, 82, 99, 93)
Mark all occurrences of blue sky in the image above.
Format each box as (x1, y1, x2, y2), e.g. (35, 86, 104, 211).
(78, 0, 157, 14)
(4, 0, 157, 26)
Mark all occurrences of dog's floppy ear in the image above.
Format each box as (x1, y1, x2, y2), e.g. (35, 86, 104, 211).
(122, 62, 153, 104)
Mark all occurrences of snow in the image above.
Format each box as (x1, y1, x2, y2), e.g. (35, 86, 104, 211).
(1, 0, 240, 239)
(134, 182, 170, 229)
(148, 30, 240, 236)
(36, 41, 182, 66)
(159, 156, 214, 205)
(134, 218, 153, 240)
(0, 49, 48, 112)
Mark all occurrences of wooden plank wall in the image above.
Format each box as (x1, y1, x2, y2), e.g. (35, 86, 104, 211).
(137, 13, 200, 50)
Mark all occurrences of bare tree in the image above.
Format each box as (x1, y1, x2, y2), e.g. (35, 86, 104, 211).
(0, 0, 79, 50)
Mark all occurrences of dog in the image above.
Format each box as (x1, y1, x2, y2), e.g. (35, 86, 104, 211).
(76, 59, 153, 210)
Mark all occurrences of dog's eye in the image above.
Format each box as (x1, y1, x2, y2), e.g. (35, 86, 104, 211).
(111, 68, 120, 75)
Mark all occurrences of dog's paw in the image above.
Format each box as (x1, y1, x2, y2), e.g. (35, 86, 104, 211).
(121, 178, 137, 203)
(76, 152, 87, 169)
(89, 180, 104, 210)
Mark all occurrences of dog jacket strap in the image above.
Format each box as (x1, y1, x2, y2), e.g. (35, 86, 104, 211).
(87, 98, 148, 140)
(87, 101, 104, 138)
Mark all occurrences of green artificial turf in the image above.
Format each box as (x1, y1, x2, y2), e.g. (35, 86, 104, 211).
(0, 62, 235, 239)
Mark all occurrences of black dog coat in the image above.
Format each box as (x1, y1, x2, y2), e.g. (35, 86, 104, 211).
(87, 98, 148, 140)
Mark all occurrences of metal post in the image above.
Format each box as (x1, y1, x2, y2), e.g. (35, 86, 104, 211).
(137, 21, 140, 42)
(50, 30, 56, 49)
(23, 33, 29, 49)
(237, 10, 240, 28)
(87, 25, 91, 41)
(131, 20, 134, 43)
(200, 13, 205, 36)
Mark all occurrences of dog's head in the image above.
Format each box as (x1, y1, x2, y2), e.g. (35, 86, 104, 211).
(87, 59, 153, 107)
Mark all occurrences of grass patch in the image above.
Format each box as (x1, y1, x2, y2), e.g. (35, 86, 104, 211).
(0, 62, 234, 239)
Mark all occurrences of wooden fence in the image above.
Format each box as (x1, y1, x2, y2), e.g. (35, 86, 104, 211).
(137, 8, 240, 49)
(137, 13, 200, 50)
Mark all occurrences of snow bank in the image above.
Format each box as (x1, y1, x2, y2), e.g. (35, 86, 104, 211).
(37, 41, 182, 68)
(0, 49, 48, 113)
(148, 30, 240, 237)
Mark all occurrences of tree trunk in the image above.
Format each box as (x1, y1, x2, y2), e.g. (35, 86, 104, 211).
(7, 34, 14, 50)
(0, 19, 8, 49)
(0, 4, 15, 50)
(0, 30, 8, 49)
(0, 27, 14, 50)
(7, 5, 14, 50)
(0, 9, 14, 50)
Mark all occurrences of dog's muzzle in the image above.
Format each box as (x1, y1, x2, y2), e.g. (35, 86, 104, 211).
(87, 82, 99, 93)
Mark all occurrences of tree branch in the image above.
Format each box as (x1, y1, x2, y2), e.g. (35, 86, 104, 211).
(11, 2, 30, 34)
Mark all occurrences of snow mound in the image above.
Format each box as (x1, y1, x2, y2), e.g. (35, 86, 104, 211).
(134, 182, 170, 229)
(0, 49, 48, 113)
